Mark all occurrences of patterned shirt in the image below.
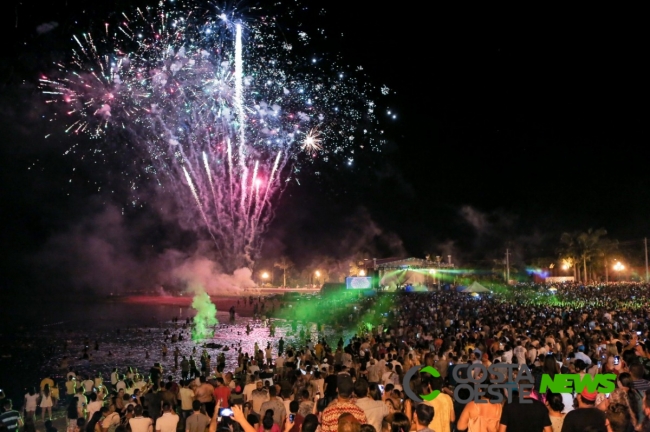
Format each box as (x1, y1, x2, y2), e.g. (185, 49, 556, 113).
(321, 400, 367, 432)
(0, 410, 21, 432)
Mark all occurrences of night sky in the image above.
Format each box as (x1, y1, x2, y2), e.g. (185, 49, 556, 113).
(0, 2, 646, 293)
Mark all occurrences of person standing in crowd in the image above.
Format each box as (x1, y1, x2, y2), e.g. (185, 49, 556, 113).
(143, 386, 161, 423)
(67, 397, 80, 430)
(40, 384, 54, 422)
(179, 380, 195, 421)
(110, 369, 119, 392)
(413, 404, 435, 432)
(560, 389, 607, 432)
(259, 386, 286, 427)
(213, 378, 231, 409)
(185, 401, 210, 432)
(250, 381, 270, 417)
(86, 393, 102, 420)
(155, 404, 179, 432)
(129, 405, 153, 432)
(321, 377, 367, 432)
(354, 380, 388, 432)
(194, 376, 216, 417)
(23, 388, 39, 421)
(423, 374, 454, 432)
(1, 399, 23, 432)
(545, 393, 566, 432)
(456, 384, 502, 431)
(100, 405, 120, 432)
(499, 379, 552, 432)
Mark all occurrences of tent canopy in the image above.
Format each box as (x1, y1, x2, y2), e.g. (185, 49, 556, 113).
(460, 281, 491, 293)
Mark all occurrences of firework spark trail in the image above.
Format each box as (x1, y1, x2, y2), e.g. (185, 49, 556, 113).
(247, 160, 259, 218)
(235, 23, 248, 229)
(250, 150, 284, 246)
(203, 151, 221, 230)
(183, 166, 219, 249)
(40, 1, 390, 271)
(226, 137, 235, 245)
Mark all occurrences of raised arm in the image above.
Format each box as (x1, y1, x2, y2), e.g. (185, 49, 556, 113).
(231, 405, 257, 432)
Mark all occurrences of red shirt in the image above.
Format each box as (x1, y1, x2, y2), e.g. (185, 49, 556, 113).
(213, 386, 231, 408)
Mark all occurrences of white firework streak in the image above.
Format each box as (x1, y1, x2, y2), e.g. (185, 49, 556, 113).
(183, 166, 219, 248)
(235, 23, 248, 220)
(203, 151, 221, 228)
(247, 160, 259, 217)
(250, 150, 283, 243)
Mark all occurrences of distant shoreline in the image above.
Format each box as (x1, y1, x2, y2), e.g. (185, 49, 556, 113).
(118, 288, 319, 316)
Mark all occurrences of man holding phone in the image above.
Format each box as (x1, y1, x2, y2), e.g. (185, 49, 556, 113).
(287, 401, 303, 432)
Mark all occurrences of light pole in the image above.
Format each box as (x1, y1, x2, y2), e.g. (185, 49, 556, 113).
(359, 269, 366, 277)
(261, 271, 269, 287)
(315, 270, 321, 287)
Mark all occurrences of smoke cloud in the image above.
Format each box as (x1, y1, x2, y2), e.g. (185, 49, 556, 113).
(36, 22, 58, 35)
(172, 256, 255, 294)
(35, 205, 256, 295)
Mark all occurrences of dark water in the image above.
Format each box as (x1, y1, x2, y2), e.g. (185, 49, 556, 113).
(0, 296, 347, 408)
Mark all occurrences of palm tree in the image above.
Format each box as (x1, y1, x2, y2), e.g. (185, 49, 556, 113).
(559, 231, 580, 281)
(274, 256, 294, 288)
(596, 237, 619, 282)
(576, 228, 608, 283)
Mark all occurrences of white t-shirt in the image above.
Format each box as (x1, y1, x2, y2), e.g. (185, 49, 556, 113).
(155, 412, 179, 432)
(129, 417, 153, 432)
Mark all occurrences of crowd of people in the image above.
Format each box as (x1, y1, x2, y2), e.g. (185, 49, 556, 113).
(4, 282, 650, 432)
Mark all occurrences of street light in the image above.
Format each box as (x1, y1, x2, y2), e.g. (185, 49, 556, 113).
(261, 272, 269, 286)
(613, 262, 625, 271)
(359, 269, 366, 277)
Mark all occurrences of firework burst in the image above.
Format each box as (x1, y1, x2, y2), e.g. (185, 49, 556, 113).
(301, 129, 323, 153)
(40, 1, 390, 271)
